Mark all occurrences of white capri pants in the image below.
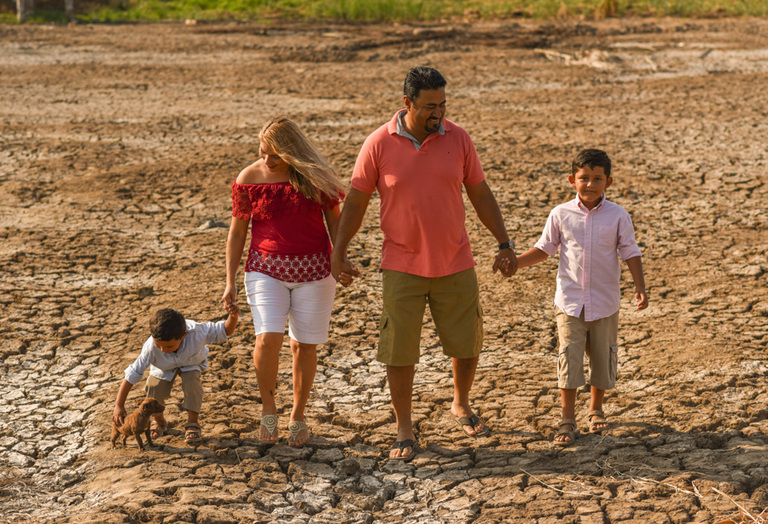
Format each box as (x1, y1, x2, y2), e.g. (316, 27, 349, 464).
(244, 272, 336, 344)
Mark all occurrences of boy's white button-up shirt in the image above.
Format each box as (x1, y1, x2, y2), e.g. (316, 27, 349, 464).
(124, 319, 228, 384)
(534, 196, 642, 322)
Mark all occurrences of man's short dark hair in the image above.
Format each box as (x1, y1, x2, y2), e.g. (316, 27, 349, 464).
(404, 66, 447, 102)
(572, 148, 612, 177)
(150, 308, 186, 341)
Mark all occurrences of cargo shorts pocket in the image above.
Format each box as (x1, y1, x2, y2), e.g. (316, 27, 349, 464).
(472, 302, 484, 355)
(376, 313, 392, 363)
(557, 346, 571, 388)
(558, 345, 587, 389)
(608, 344, 619, 386)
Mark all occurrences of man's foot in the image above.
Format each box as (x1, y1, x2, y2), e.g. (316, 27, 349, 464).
(454, 413, 490, 437)
(554, 419, 578, 447)
(451, 404, 489, 437)
(588, 409, 608, 433)
(389, 438, 418, 462)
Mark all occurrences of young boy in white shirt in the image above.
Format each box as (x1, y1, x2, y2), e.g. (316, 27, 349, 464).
(515, 149, 648, 446)
(112, 305, 239, 445)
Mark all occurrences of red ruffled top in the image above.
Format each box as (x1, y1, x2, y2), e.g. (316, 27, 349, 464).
(231, 181, 341, 282)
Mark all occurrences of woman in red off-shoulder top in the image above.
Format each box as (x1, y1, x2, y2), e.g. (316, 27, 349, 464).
(223, 117, 351, 447)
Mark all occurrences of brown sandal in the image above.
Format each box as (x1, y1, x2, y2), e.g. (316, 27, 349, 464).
(185, 422, 202, 444)
(150, 420, 168, 439)
(554, 419, 578, 447)
(588, 410, 608, 434)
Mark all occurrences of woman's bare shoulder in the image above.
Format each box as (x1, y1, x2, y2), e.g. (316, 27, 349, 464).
(236, 160, 266, 184)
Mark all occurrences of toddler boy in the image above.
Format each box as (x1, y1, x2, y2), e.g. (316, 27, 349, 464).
(112, 304, 239, 444)
(515, 149, 648, 446)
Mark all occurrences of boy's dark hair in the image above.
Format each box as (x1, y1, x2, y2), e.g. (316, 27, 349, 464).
(572, 149, 612, 177)
(150, 308, 186, 341)
(404, 66, 447, 102)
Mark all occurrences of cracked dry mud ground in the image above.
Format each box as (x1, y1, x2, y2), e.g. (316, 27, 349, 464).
(1, 17, 768, 524)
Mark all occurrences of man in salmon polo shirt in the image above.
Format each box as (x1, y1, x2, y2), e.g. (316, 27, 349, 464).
(331, 66, 518, 462)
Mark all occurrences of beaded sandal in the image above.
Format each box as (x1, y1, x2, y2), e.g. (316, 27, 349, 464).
(259, 414, 279, 445)
(287, 420, 309, 448)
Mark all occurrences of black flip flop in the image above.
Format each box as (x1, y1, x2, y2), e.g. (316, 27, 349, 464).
(456, 414, 490, 437)
(389, 439, 418, 462)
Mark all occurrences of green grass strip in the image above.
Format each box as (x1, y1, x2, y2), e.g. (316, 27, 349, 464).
(6, 0, 768, 24)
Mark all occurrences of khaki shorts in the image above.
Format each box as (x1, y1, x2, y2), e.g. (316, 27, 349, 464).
(555, 307, 619, 390)
(377, 268, 483, 366)
(145, 369, 203, 413)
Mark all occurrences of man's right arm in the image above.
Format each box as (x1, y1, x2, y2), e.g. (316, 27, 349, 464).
(330, 188, 371, 286)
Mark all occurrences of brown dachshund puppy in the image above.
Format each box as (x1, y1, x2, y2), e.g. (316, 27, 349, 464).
(111, 398, 165, 451)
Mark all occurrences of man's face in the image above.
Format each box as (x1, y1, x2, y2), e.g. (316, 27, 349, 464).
(404, 87, 446, 137)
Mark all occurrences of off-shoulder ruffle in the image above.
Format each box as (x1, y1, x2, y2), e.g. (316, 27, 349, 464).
(231, 181, 340, 221)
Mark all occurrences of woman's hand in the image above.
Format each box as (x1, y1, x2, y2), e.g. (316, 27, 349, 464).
(222, 284, 237, 308)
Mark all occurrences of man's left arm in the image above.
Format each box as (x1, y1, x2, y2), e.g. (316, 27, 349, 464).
(465, 180, 517, 276)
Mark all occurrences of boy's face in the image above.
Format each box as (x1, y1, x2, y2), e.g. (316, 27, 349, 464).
(153, 334, 186, 353)
(569, 165, 612, 210)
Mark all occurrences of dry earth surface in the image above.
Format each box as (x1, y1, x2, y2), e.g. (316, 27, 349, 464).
(1, 16, 768, 524)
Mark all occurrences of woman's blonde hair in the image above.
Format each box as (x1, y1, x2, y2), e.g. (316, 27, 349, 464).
(258, 117, 345, 204)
